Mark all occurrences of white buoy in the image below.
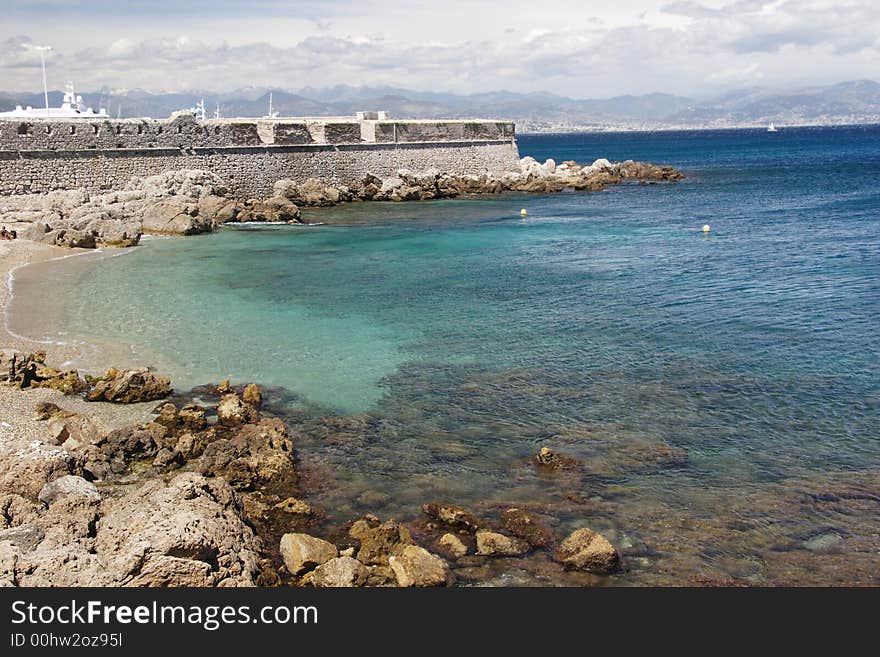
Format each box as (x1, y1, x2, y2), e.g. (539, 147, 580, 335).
(520, 208, 528, 217)
(702, 224, 711, 233)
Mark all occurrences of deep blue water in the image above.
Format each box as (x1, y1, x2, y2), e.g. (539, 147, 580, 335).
(16, 125, 880, 584)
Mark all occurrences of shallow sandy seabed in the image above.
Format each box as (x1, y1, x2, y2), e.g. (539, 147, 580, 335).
(0, 240, 155, 442)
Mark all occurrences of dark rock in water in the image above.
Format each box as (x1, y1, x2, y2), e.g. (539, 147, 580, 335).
(421, 502, 484, 532)
(555, 528, 620, 574)
(196, 418, 294, 492)
(500, 508, 555, 548)
(87, 367, 171, 404)
(349, 517, 413, 565)
(274, 497, 312, 516)
(534, 446, 582, 470)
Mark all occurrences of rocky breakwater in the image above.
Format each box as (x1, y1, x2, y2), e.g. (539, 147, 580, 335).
(0, 169, 301, 249)
(0, 157, 680, 250)
(0, 349, 624, 587)
(268, 156, 684, 207)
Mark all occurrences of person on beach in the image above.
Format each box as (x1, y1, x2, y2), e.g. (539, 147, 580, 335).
(0, 226, 9, 240)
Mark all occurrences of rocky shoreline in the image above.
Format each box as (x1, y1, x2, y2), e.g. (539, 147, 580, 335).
(0, 157, 683, 249)
(0, 349, 621, 587)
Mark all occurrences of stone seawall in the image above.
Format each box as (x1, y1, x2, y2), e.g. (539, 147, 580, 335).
(0, 113, 520, 199)
(0, 141, 520, 199)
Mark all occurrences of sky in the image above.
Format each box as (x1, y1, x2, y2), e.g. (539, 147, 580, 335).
(1, 0, 878, 98)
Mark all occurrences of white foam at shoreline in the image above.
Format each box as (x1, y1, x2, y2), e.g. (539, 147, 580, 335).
(3, 242, 139, 350)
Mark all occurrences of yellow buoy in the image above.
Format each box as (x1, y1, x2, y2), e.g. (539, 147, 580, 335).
(702, 224, 711, 233)
(520, 208, 528, 217)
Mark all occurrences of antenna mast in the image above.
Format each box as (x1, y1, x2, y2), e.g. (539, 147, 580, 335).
(30, 45, 53, 117)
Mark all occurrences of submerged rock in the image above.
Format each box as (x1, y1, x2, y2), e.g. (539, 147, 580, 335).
(421, 502, 484, 532)
(500, 508, 555, 548)
(438, 533, 469, 558)
(534, 446, 582, 470)
(349, 517, 413, 565)
(475, 530, 531, 557)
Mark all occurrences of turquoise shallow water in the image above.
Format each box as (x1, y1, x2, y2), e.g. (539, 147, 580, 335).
(12, 126, 880, 584)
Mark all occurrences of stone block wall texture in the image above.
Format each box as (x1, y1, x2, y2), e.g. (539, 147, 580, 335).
(0, 113, 520, 199)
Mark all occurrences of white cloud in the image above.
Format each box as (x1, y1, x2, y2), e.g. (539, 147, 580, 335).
(0, 1, 877, 96)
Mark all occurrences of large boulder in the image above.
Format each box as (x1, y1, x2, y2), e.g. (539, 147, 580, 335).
(37, 475, 101, 505)
(555, 528, 620, 574)
(0, 439, 77, 500)
(349, 517, 413, 565)
(306, 556, 368, 587)
(86, 368, 171, 404)
(196, 417, 294, 492)
(279, 533, 338, 576)
(95, 473, 262, 586)
(388, 546, 452, 587)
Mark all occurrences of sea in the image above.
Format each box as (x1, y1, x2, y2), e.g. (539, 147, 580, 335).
(10, 125, 880, 585)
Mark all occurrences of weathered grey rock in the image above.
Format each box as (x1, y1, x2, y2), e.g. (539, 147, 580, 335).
(307, 556, 368, 587)
(388, 545, 452, 587)
(0, 439, 77, 499)
(38, 475, 101, 505)
(95, 473, 261, 586)
(555, 528, 620, 574)
(279, 533, 338, 576)
(475, 530, 531, 556)
(0, 524, 45, 551)
(0, 541, 17, 586)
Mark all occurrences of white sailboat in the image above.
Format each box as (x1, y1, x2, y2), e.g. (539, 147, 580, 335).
(767, 122, 778, 132)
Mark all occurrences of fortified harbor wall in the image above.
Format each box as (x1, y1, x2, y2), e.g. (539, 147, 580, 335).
(0, 113, 519, 199)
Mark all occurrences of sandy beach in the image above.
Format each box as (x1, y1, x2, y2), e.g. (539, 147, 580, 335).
(0, 239, 153, 445)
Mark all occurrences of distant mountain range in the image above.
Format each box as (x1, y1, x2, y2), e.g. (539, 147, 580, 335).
(2, 80, 878, 132)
